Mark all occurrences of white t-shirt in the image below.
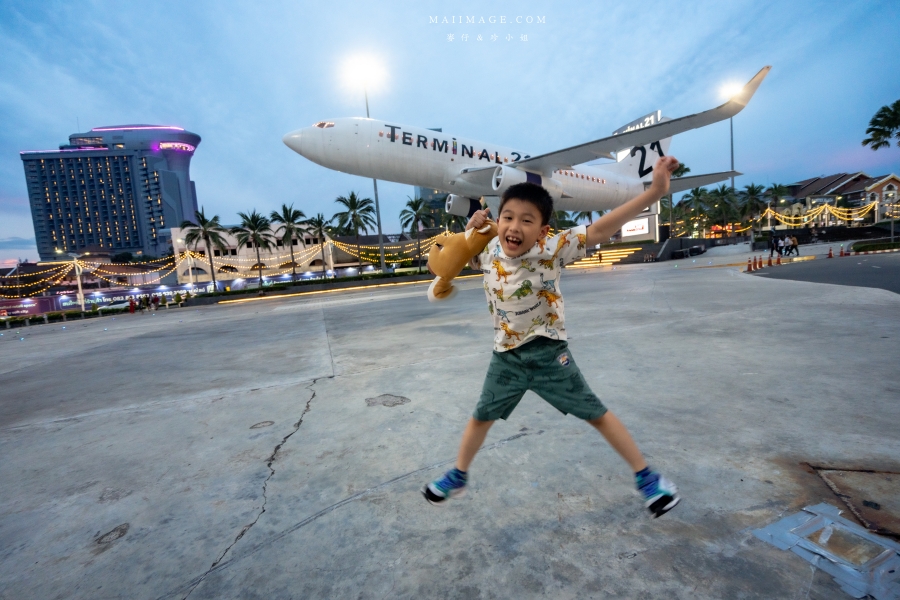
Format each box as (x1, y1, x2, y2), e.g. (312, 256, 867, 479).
(476, 225, 588, 352)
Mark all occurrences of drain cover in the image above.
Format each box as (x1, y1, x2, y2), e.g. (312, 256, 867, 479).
(754, 503, 900, 599)
(814, 468, 900, 538)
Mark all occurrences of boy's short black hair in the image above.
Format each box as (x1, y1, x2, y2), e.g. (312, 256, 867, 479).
(499, 182, 554, 226)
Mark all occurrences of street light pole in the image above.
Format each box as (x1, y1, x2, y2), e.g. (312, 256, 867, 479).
(729, 117, 735, 192)
(67, 252, 86, 312)
(365, 88, 388, 273)
(176, 238, 196, 288)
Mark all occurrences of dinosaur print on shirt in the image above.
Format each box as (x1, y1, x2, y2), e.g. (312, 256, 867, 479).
(477, 226, 587, 352)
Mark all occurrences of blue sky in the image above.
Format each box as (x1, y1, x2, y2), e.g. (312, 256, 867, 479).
(1, 0, 898, 265)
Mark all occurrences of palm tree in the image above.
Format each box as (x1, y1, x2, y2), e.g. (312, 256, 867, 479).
(180, 206, 229, 291)
(303, 213, 333, 279)
(573, 210, 601, 225)
(550, 210, 577, 232)
(231, 210, 275, 290)
(862, 99, 900, 151)
(270, 203, 306, 283)
(708, 185, 737, 237)
(738, 183, 766, 234)
(440, 210, 467, 233)
(399, 196, 435, 272)
(665, 162, 691, 230)
(332, 192, 376, 268)
(679, 187, 709, 237)
(764, 183, 790, 228)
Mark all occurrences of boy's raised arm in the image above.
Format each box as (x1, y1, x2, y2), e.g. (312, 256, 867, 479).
(585, 156, 678, 247)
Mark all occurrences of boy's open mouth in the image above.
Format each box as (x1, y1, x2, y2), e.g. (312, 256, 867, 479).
(504, 235, 522, 251)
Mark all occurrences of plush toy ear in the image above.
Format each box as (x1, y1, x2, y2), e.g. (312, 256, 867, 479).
(427, 276, 458, 302)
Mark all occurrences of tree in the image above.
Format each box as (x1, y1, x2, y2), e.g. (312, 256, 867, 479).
(440, 210, 467, 233)
(333, 192, 376, 269)
(862, 99, 900, 151)
(679, 187, 708, 237)
(180, 206, 229, 291)
(231, 210, 275, 291)
(399, 196, 435, 272)
(708, 185, 737, 237)
(738, 183, 766, 234)
(665, 162, 691, 230)
(551, 210, 577, 231)
(764, 184, 790, 229)
(270, 203, 307, 283)
(573, 210, 601, 225)
(303, 213, 333, 279)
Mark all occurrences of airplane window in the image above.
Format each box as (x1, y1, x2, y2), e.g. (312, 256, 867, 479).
(313, 121, 335, 128)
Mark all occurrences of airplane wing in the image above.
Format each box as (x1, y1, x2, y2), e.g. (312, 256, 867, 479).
(510, 66, 771, 176)
(668, 171, 741, 194)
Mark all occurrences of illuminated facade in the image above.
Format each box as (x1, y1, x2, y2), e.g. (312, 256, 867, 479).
(20, 125, 201, 260)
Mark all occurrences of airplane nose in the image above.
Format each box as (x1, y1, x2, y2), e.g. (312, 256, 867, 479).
(282, 129, 303, 154)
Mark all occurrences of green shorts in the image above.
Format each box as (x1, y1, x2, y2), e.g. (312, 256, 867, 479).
(474, 337, 607, 422)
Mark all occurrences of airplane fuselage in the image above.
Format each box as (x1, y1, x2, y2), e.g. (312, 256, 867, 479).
(284, 118, 643, 212)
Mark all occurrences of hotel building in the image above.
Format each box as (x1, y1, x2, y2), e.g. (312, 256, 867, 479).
(20, 125, 201, 260)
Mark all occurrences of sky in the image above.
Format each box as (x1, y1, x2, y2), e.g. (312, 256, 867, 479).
(1, 0, 899, 266)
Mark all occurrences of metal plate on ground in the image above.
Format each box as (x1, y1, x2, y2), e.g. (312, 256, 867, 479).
(753, 503, 900, 599)
(815, 468, 900, 538)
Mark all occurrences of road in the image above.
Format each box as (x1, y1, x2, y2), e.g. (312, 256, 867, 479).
(753, 252, 900, 294)
(2, 262, 899, 599)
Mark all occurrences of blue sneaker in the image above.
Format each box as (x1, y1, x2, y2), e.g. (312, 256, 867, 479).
(636, 470, 680, 518)
(423, 468, 467, 505)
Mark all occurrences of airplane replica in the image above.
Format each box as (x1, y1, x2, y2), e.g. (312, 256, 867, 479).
(283, 67, 769, 220)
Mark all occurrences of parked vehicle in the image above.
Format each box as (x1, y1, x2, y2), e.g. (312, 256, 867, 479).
(98, 301, 131, 313)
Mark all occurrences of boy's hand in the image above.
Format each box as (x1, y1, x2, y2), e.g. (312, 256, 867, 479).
(648, 156, 679, 197)
(466, 208, 491, 230)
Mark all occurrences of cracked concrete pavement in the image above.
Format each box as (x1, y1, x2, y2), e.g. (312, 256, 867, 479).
(2, 259, 899, 599)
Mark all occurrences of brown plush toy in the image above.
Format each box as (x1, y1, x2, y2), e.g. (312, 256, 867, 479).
(426, 220, 498, 302)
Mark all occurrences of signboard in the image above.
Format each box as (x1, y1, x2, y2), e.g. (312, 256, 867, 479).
(622, 218, 650, 237)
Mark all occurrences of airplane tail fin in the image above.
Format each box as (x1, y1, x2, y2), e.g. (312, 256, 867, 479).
(603, 111, 672, 182)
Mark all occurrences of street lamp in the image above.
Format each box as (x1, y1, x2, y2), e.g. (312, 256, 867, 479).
(720, 83, 743, 192)
(57, 250, 89, 311)
(343, 55, 390, 273)
(175, 238, 196, 288)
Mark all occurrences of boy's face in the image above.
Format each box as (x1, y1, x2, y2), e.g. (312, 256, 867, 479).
(497, 198, 550, 258)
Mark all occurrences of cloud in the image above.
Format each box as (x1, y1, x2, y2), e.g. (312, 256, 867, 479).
(0, 236, 37, 250)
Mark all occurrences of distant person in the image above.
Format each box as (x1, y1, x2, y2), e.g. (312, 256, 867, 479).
(129, 298, 135, 314)
(809, 226, 818, 244)
(777, 237, 784, 256)
(422, 156, 681, 518)
(769, 235, 777, 258)
(790, 236, 799, 256)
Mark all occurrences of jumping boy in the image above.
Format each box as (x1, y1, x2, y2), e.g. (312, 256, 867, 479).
(423, 155, 681, 518)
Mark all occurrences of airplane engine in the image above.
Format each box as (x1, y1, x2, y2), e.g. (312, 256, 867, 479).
(491, 166, 563, 200)
(445, 194, 482, 218)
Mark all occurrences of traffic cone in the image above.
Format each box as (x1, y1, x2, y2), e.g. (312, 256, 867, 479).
(755, 256, 761, 270)
(827, 247, 833, 258)
(746, 258, 754, 273)
(768, 255, 773, 267)
(776, 254, 782, 265)
(759, 255, 765, 269)
(839, 247, 844, 257)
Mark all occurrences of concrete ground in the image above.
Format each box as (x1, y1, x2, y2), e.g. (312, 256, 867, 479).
(2, 257, 899, 599)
